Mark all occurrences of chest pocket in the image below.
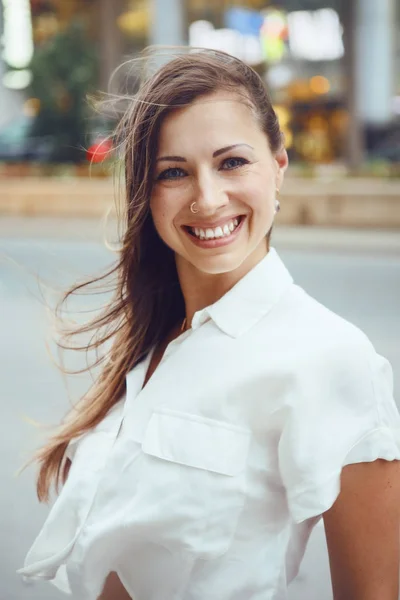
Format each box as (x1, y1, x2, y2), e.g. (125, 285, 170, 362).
(134, 408, 251, 559)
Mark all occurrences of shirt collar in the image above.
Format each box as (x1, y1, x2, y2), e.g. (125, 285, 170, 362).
(190, 248, 293, 338)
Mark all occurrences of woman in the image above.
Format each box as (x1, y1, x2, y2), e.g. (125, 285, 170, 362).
(19, 49, 400, 600)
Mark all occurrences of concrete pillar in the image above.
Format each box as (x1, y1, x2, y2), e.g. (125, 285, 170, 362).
(150, 0, 186, 48)
(355, 0, 396, 125)
(98, 0, 124, 92)
(341, 0, 364, 169)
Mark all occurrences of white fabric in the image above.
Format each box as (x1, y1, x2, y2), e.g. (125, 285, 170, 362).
(18, 248, 400, 599)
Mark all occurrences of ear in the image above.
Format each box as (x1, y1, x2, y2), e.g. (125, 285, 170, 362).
(274, 147, 289, 191)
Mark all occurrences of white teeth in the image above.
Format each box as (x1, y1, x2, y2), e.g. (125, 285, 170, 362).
(190, 217, 241, 240)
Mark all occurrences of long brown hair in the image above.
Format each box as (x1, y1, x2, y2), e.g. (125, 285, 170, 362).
(35, 48, 283, 502)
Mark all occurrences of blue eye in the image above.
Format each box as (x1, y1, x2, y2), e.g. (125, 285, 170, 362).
(157, 167, 186, 180)
(221, 157, 249, 170)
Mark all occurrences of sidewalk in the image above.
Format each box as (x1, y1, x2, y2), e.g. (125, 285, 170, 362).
(273, 225, 400, 255)
(1, 215, 399, 255)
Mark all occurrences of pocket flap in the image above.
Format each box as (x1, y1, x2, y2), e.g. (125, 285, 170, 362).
(142, 409, 251, 476)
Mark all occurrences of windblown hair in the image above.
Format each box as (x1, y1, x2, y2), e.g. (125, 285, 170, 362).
(35, 48, 283, 502)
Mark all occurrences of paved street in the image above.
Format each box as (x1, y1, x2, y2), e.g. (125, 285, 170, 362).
(1, 217, 399, 600)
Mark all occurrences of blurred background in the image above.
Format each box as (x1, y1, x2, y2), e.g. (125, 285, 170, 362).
(1, 1, 400, 600)
(0, 0, 399, 223)
(0, 0, 399, 172)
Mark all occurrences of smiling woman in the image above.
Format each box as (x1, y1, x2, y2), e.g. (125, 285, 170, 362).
(18, 48, 400, 600)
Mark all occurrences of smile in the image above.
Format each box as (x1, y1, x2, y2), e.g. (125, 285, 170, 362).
(190, 217, 240, 240)
(182, 216, 245, 248)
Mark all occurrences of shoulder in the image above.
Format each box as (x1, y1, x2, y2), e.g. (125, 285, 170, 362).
(276, 287, 395, 425)
(262, 284, 384, 407)
(282, 284, 375, 362)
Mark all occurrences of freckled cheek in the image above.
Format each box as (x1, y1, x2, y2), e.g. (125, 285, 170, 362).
(149, 195, 166, 235)
(150, 191, 187, 236)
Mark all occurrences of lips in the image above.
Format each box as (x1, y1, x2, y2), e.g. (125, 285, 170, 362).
(182, 215, 245, 249)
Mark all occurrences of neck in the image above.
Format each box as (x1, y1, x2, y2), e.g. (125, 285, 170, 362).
(176, 242, 269, 327)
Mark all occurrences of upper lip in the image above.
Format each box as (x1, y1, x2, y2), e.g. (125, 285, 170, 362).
(183, 215, 243, 229)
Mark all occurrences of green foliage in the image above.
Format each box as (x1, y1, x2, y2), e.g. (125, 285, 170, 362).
(29, 19, 98, 162)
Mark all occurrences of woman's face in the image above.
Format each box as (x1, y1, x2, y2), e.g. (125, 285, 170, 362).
(150, 90, 288, 276)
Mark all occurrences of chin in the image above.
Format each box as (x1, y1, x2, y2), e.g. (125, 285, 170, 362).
(186, 252, 248, 276)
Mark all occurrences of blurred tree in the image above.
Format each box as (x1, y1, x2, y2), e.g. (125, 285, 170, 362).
(28, 19, 98, 162)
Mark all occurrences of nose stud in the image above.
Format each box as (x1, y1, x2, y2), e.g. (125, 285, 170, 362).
(190, 202, 199, 214)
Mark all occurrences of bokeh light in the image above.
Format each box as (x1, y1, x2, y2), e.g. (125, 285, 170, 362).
(309, 76, 331, 95)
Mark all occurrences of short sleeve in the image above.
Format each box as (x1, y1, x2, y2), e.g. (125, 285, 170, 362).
(278, 334, 400, 524)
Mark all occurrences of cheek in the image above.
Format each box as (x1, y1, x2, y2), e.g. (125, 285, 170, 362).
(238, 174, 275, 212)
(149, 194, 167, 236)
(151, 183, 188, 217)
(150, 190, 183, 243)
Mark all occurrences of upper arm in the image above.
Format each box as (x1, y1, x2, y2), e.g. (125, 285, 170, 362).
(97, 572, 132, 600)
(323, 459, 400, 600)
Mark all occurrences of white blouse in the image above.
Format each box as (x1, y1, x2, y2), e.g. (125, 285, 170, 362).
(19, 248, 400, 600)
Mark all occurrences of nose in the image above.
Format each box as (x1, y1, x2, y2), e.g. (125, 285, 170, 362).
(193, 171, 229, 216)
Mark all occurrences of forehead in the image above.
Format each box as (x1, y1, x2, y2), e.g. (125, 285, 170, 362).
(157, 91, 263, 152)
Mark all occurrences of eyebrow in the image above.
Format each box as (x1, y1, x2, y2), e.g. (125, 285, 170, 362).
(156, 143, 254, 163)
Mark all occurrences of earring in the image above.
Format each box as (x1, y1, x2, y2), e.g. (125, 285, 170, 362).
(275, 188, 281, 214)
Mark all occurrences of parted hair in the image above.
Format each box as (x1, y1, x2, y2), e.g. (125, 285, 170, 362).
(35, 48, 283, 502)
